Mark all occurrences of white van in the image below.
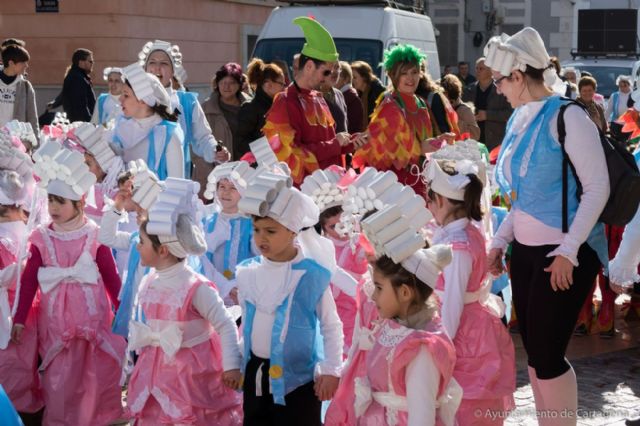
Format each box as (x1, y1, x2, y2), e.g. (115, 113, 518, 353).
(252, 4, 440, 83)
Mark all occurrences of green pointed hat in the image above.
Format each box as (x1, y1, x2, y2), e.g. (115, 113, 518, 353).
(293, 16, 339, 62)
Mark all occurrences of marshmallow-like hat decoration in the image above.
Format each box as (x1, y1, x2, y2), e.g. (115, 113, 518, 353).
(0, 143, 34, 207)
(3, 120, 37, 149)
(32, 140, 97, 201)
(138, 40, 187, 84)
(103, 67, 123, 81)
(300, 166, 345, 212)
(121, 63, 171, 109)
(360, 190, 451, 287)
(128, 160, 163, 211)
(203, 161, 243, 201)
(146, 178, 206, 258)
(484, 27, 564, 93)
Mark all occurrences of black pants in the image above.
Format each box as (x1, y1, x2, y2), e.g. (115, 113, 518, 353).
(243, 352, 321, 426)
(510, 240, 600, 380)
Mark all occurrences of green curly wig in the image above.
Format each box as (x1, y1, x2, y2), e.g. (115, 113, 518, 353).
(382, 44, 426, 71)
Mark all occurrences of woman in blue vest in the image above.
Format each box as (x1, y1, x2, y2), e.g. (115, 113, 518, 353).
(91, 67, 123, 126)
(111, 63, 184, 180)
(138, 40, 229, 189)
(485, 28, 609, 424)
(605, 75, 634, 141)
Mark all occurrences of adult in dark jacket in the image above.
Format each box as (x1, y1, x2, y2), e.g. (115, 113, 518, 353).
(351, 60, 386, 126)
(462, 57, 513, 151)
(320, 63, 348, 134)
(61, 48, 96, 122)
(335, 61, 364, 133)
(237, 59, 286, 157)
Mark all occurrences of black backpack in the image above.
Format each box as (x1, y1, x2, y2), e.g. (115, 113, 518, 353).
(557, 100, 640, 231)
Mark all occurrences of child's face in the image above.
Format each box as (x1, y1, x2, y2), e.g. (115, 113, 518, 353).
(119, 84, 149, 119)
(137, 228, 158, 267)
(84, 153, 106, 182)
(48, 195, 80, 225)
(145, 51, 173, 88)
(253, 217, 296, 262)
(322, 213, 346, 241)
(107, 72, 124, 96)
(372, 267, 402, 319)
(217, 178, 240, 213)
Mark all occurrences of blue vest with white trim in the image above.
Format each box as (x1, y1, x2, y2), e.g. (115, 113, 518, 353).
(176, 90, 198, 178)
(609, 92, 620, 123)
(239, 257, 331, 406)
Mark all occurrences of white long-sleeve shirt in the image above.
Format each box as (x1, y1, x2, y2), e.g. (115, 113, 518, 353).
(406, 346, 439, 426)
(111, 114, 184, 178)
(238, 250, 344, 377)
(433, 218, 473, 339)
(169, 88, 218, 162)
(91, 93, 122, 125)
(151, 261, 242, 371)
(491, 102, 609, 266)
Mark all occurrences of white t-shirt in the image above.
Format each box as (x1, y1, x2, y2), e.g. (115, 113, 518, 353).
(0, 76, 19, 127)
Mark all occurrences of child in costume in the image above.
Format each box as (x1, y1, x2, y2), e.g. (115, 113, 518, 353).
(425, 156, 515, 425)
(92, 67, 124, 126)
(326, 189, 461, 426)
(201, 161, 257, 305)
(74, 122, 125, 224)
(111, 63, 184, 180)
(126, 178, 242, 425)
(233, 164, 343, 426)
(301, 166, 366, 355)
(11, 141, 126, 426)
(139, 40, 223, 187)
(0, 144, 43, 416)
(351, 44, 455, 195)
(99, 160, 162, 338)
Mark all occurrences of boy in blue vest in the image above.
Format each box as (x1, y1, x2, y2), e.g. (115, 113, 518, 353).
(91, 67, 123, 126)
(235, 166, 343, 426)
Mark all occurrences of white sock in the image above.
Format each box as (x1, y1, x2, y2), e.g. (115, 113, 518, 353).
(536, 365, 578, 426)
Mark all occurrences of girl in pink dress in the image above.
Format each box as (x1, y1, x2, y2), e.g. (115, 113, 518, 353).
(425, 158, 516, 425)
(126, 178, 243, 425)
(11, 142, 127, 426)
(0, 155, 43, 416)
(326, 188, 462, 426)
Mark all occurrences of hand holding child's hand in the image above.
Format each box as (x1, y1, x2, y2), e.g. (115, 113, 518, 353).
(10, 324, 24, 344)
(222, 369, 242, 390)
(314, 375, 339, 401)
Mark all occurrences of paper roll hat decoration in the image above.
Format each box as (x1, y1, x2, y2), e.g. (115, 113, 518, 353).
(103, 67, 123, 81)
(32, 140, 97, 201)
(484, 27, 551, 77)
(128, 159, 163, 211)
(0, 143, 34, 207)
(121, 63, 170, 109)
(3, 120, 37, 149)
(74, 123, 120, 170)
(138, 39, 188, 84)
(300, 166, 345, 213)
(203, 161, 243, 201)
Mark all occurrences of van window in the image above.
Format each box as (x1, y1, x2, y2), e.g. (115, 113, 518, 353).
(253, 38, 384, 77)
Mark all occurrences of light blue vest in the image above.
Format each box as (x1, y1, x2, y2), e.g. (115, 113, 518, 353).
(176, 91, 198, 179)
(203, 213, 254, 279)
(240, 257, 331, 406)
(97, 93, 109, 124)
(496, 95, 607, 265)
(609, 92, 620, 122)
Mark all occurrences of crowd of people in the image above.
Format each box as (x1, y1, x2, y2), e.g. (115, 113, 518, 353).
(1, 15, 640, 426)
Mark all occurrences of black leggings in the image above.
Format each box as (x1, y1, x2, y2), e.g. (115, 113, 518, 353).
(510, 240, 601, 380)
(242, 352, 321, 426)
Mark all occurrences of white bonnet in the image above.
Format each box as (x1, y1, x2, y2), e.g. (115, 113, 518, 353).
(121, 63, 171, 109)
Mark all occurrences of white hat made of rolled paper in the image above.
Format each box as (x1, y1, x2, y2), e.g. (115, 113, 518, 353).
(361, 200, 450, 288)
(121, 63, 171, 109)
(32, 140, 97, 201)
(139, 39, 189, 85)
(203, 161, 244, 201)
(146, 177, 206, 258)
(3, 120, 37, 149)
(128, 159, 163, 211)
(484, 27, 564, 94)
(74, 123, 120, 169)
(0, 144, 34, 207)
(103, 67, 123, 81)
(300, 166, 345, 212)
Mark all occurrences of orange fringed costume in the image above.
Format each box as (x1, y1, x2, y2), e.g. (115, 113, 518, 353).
(262, 83, 352, 185)
(353, 91, 433, 193)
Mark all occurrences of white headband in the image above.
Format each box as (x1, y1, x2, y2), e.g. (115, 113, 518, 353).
(121, 63, 171, 109)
